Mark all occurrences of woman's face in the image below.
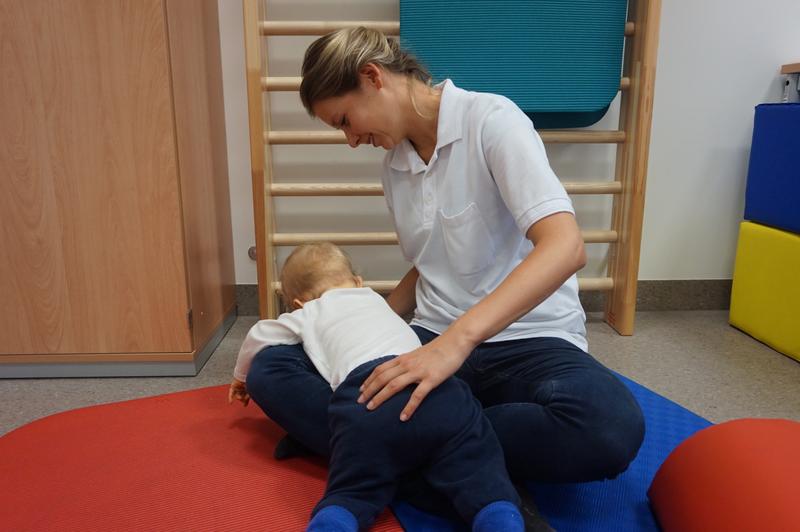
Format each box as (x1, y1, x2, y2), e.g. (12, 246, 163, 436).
(312, 67, 404, 150)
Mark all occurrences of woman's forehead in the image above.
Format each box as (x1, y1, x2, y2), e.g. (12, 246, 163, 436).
(311, 90, 364, 123)
(313, 94, 352, 125)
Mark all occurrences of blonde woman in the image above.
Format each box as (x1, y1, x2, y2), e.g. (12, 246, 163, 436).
(245, 28, 645, 523)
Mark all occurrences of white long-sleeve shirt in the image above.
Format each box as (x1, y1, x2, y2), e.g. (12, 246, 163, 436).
(233, 288, 422, 390)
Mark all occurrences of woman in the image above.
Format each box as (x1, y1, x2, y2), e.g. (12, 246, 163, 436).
(246, 26, 644, 500)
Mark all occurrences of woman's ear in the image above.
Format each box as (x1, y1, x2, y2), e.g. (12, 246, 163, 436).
(359, 63, 383, 89)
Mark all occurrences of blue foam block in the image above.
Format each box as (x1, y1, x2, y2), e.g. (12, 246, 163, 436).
(744, 103, 800, 235)
(391, 374, 711, 531)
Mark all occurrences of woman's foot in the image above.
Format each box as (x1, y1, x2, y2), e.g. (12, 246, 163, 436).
(273, 434, 315, 460)
(307, 505, 358, 532)
(472, 501, 524, 532)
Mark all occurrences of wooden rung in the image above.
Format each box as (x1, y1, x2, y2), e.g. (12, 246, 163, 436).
(259, 21, 399, 36)
(267, 131, 344, 144)
(565, 181, 623, 194)
(583, 230, 618, 243)
(270, 181, 622, 197)
(625, 22, 634, 36)
(781, 62, 800, 74)
(579, 277, 614, 291)
(273, 232, 398, 245)
(266, 130, 626, 145)
(272, 277, 613, 294)
(272, 183, 384, 196)
(258, 20, 629, 38)
(272, 230, 616, 246)
(272, 280, 398, 294)
(263, 76, 632, 92)
(543, 131, 626, 143)
(262, 77, 301, 91)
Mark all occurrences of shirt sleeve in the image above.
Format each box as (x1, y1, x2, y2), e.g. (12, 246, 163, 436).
(480, 99, 575, 236)
(232, 310, 304, 382)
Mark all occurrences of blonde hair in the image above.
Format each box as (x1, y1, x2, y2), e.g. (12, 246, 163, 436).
(280, 243, 358, 306)
(299, 27, 432, 116)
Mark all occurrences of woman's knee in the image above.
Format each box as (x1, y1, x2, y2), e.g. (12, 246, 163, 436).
(554, 371, 645, 479)
(590, 387, 645, 478)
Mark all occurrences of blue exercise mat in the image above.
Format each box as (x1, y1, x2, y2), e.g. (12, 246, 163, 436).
(400, 0, 628, 128)
(744, 103, 800, 235)
(391, 374, 712, 531)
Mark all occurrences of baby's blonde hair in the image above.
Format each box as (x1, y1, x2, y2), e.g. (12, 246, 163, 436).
(299, 26, 431, 116)
(280, 243, 357, 307)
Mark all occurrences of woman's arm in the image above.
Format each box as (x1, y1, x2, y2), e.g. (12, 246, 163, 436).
(448, 211, 585, 347)
(386, 266, 419, 317)
(358, 211, 586, 420)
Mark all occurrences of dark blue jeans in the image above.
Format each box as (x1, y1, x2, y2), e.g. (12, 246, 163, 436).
(246, 326, 645, 484)
(315, 356, 519, 529)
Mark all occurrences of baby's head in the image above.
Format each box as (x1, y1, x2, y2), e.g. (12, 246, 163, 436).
(280, 242, 362, 310)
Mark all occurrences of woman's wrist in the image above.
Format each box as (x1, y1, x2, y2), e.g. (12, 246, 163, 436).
(439, 319, 482, 361)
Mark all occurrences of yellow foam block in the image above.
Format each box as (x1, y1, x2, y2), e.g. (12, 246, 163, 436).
(729, 221, 800, 361)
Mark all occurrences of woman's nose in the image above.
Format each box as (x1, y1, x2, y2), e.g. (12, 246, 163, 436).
(343, 127, 368, 148)
(343, 128, 360, 148)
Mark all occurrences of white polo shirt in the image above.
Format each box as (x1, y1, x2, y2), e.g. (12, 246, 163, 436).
(381, 80, 587, 350)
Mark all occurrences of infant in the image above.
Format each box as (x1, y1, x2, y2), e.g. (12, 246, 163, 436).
(230, 243, 523, 531)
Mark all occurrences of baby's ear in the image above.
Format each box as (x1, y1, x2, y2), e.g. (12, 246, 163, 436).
(354, 275, 363, 288)
(292, 298, 305, 310)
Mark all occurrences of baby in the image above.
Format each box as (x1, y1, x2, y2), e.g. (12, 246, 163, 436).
(230, 243, 523, 532)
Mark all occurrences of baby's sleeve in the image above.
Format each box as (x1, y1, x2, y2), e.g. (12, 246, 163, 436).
(232, 311, 304, 382)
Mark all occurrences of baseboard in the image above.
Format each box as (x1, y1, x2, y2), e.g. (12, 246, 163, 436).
(236, 280, 733, 316)
(0, 309, 237, 379)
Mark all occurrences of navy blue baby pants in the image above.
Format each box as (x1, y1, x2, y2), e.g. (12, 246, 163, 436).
(313, 355, 519, 529)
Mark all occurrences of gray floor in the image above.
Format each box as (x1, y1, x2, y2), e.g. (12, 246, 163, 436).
(1, 311, 799, 436)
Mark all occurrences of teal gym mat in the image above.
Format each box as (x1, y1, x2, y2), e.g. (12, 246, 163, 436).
(400, 0, 628, 128)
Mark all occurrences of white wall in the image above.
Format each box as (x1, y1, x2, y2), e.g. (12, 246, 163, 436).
(218, 0, 800, 285)
(639, 0, 799, 279)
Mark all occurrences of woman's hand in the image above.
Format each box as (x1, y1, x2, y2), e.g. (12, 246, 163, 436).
(357, 335, 471, 421)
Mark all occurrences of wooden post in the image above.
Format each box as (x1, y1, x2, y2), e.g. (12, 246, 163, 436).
(605, 0, 662, 335)
(243, 0, 279, 318)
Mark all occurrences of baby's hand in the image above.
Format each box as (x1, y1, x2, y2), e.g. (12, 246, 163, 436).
(228, 378, 250, 406)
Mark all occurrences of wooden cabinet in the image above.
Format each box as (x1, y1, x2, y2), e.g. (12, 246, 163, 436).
(0, 0, 236, 377)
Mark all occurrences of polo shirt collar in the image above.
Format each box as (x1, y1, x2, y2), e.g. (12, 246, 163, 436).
(436, 79, 463, 147)
(388, 79, 463, 172)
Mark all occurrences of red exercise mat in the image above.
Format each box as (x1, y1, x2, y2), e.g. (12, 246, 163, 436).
(0, 385, 402, 532)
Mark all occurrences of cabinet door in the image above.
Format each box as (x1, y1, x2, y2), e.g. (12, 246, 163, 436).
(165, 0, 237, 350)
(0, 0, 192, 355)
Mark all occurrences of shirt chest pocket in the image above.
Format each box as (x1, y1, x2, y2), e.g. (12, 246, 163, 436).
(438, 202, 496, 276)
